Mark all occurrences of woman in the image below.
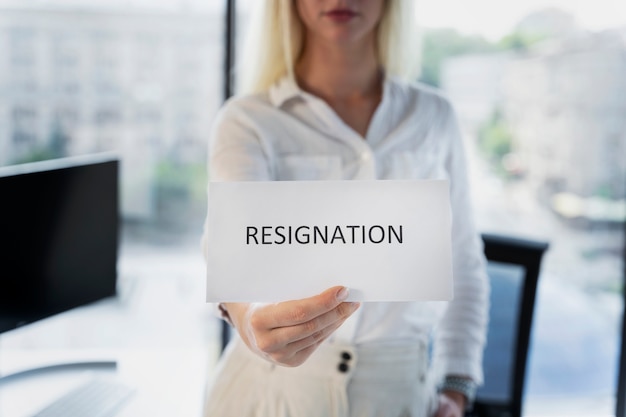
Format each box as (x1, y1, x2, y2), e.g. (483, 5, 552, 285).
(201, 1, 489, 416)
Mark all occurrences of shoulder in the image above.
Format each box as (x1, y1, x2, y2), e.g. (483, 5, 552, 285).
(387, 77, 456, 120)
(208, 93, 274, 145)
(216, 75, 301, 121)
(384, 78, 460, 137)
(214, 92, 274, 125)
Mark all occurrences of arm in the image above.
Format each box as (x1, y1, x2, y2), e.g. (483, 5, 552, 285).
(436, 392, 466, 417)
(202, 101, 360, 366)
(221, 287, 359, 367)
(432, 100, 490, 412)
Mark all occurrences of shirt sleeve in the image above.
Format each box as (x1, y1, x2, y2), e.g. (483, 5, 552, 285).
(200, 100, 273, 322)
(430, 100, 490, 386)
(207, 99, 273, 183)
(200, 99, 273, 262)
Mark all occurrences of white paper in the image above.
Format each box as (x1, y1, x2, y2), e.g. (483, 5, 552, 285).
(206, 180, 453, 302)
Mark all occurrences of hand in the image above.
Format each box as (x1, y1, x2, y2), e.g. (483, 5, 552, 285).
(223, 286, 360, 367)
(435, 392, 465, 417)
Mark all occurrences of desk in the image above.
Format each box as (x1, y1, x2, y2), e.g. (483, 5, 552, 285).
(0, 244, 220, 417)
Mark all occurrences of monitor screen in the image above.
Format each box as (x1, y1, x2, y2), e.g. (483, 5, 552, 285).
(0, 154, 119, 333)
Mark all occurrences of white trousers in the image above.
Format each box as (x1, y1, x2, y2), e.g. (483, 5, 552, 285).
(204, 336, 438, 417)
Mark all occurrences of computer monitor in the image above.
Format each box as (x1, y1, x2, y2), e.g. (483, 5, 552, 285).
(0, 153, 119, 334)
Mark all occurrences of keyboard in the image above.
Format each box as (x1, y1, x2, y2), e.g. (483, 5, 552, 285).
(30, 377, 136, 417)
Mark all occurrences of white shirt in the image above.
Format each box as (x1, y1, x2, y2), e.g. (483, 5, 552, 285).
(202, 76, 489, 384)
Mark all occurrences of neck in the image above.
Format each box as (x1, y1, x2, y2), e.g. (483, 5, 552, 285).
(295, 34, 382, 101)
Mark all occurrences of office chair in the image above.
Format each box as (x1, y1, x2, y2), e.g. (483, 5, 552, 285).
(468, 233, 549, 417)
(217, 233, 549, 417)
(614, 221, 626, 417)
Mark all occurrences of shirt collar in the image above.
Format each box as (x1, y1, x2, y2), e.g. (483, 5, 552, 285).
(268, 73, 396, 109)
(268, 75, 302, 108)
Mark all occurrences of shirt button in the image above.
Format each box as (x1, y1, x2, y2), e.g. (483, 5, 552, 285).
(337, 362, 349, 373)
(341, 351, 352, 361)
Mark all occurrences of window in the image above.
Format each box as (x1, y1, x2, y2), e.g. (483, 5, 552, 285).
(52, 32, 81, 68)
(9, 27, 36, 66)
(94, 108, 121, 126)
(0, 1, 224, 249)
(429, 4, 625, 416)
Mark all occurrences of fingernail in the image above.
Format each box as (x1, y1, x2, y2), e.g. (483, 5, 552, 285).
(336, 287, 349, 301)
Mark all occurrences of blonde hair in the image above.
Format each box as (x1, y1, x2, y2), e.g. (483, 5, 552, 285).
(236, 0, 421, 95)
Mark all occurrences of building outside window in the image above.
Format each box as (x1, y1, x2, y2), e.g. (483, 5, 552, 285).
(0, 0, 223, 238)
(424, 3, 625, 416)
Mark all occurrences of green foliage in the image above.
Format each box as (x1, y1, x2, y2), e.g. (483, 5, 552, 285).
(478, 109, 514, 176)
(154, 158, 206, 202)
(497, 31, 549, 51)
(153, 157, 207, 229)
(12, 148, 60, 164)
(48, 121, 68, 157)
(593, 185, 612, 199)
(480, 119, 512, 159)
(419, 28, 497, 87)
(11, 120, 69, 165)
(419, 28, 551, 87)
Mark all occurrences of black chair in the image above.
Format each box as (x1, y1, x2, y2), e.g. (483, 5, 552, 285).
(614, 222, 626, 417)
(468, 233, 549, 417)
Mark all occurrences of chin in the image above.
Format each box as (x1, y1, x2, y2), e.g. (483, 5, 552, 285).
(322, 28, 372, 45)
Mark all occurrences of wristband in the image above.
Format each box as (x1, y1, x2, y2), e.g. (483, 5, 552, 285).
(438, 376, 477, 411)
